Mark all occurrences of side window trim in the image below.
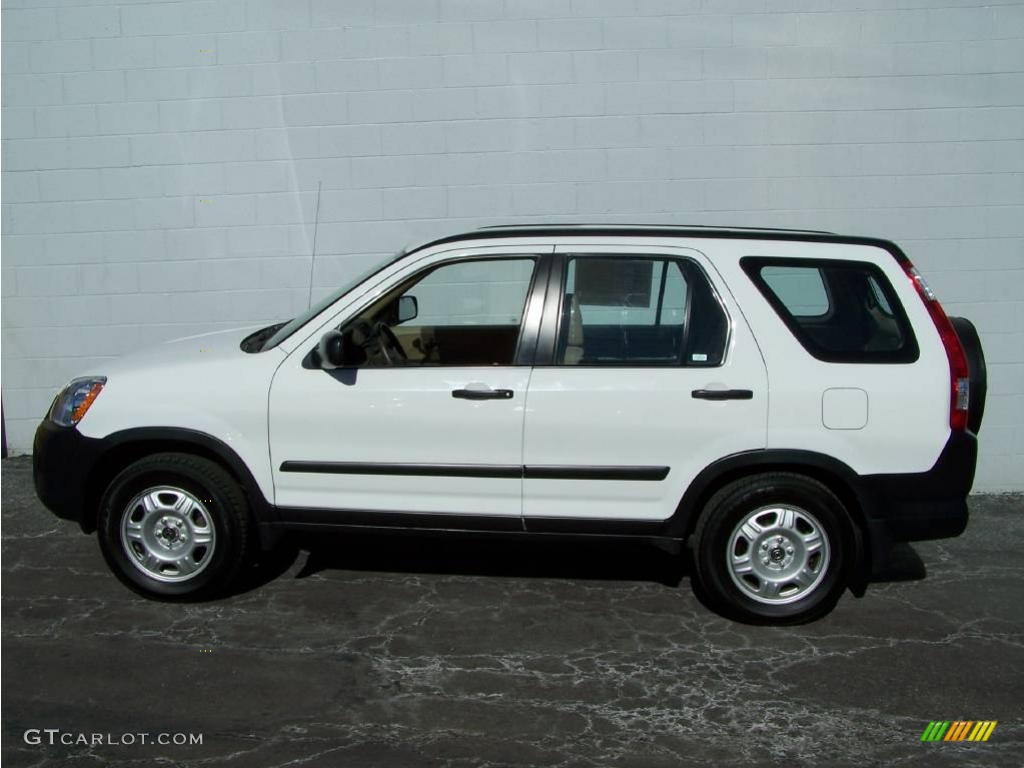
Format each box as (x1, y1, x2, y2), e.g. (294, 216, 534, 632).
(532, 252, 730, 369)
(654, 260, 669, 325)
(681, 263, 696, 360)
(512, 254, 553, 366)
(535, 252, 567, 366)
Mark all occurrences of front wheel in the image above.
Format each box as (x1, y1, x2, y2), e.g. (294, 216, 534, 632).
(690, 473, 852, 624)
(97, 452, 253, 600)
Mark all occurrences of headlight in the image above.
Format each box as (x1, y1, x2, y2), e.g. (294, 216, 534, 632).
(49, 377, 106, 427)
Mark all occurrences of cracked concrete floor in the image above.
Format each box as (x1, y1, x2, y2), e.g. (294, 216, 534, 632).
(2, 455, 1022, 767)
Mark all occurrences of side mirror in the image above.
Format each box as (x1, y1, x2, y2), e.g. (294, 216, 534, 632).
(397, 295, 418, 324)
(317, 330, 346, 369)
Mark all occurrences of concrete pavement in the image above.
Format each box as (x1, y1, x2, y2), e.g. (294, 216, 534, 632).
(2, 455, 1022, 767)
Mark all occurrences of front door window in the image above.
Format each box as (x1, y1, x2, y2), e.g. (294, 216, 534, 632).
(340, 257, 537, 367)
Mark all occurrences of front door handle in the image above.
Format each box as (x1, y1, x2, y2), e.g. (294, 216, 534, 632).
(691, 388, 754, 401)
(452, 387, 514, 401)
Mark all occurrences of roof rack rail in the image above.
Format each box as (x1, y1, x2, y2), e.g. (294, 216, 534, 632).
(401, 225, 911, 260)
(476, 223, 836, 235)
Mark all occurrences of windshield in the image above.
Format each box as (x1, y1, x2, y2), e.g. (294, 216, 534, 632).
(261, 252, 403, 351)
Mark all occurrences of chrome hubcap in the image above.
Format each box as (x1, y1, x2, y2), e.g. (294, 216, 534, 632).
(727, 505, 830, 605)
(120, 487, 216, 583)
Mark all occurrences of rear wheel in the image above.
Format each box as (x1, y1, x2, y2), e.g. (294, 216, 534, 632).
(97, 452, 252, 600)
(691, 473, 852, 624)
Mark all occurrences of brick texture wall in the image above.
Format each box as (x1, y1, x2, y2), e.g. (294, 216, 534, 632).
(2, 0, 1022, 490)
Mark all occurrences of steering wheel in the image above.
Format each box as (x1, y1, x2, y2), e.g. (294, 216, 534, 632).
(374, 322, 407, 365)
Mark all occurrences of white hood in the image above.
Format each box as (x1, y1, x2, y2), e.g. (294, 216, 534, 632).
(92, 325, 282, 378)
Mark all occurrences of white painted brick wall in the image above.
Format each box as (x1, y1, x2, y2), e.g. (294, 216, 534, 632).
(2, 0, 1022, 491)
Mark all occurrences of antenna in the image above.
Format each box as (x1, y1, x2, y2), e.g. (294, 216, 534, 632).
(306, 180, 323, 310)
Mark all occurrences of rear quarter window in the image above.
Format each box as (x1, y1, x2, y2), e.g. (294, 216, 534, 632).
(760, 266, 830, 317)
(741, 257, 919, 364)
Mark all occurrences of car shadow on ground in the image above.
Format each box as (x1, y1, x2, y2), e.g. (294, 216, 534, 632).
(870, 542, 927, 582)
(236, 530, 928, 599)
(291, 532, 690, 587)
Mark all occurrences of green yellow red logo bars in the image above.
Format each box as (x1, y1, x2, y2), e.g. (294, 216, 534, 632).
(921, 721, 997, 742)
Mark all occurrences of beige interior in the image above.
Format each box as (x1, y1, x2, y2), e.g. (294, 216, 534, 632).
(390, 325, 438, 363)
(563, 295, 584, 365)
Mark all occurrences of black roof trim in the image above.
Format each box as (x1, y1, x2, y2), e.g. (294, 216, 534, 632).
(409, 226, 911, 266)
(478, 223, 836, 235)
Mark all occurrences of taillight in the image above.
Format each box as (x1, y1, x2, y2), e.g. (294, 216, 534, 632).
(903, 262, 970, 431)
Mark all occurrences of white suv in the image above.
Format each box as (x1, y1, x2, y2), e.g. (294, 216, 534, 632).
(33, 225, 986, 624)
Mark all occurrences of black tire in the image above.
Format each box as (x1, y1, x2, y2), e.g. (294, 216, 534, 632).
(97, 452, 253, 600)
(690, 473, 852, 625)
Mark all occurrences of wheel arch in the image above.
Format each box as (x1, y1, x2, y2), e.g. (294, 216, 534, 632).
(82, 428, 274, 538)
(669, 450, 874, 591)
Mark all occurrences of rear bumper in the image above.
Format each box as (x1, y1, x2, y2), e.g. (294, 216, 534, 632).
(861, 430, 977, 545)
(33, 420, 102, 531)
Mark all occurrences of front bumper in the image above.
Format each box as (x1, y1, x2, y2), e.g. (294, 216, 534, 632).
(33, 420, 103, 531)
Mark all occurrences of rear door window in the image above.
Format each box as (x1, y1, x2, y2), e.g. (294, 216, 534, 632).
(742, 257, 918, 363)
(555, 255, 728, 366)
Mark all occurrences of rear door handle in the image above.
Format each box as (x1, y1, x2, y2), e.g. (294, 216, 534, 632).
(691, 389, 754, 400)
(452, 387, 514, 401)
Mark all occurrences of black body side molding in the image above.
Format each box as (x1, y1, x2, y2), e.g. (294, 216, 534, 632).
(280, 461, 521, 479)
(524, 465, 669, 481)
(280, 461, 670, 482)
